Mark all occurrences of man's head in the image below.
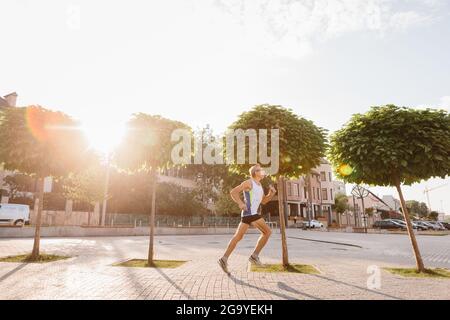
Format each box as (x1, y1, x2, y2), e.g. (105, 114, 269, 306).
(249, 163, 265, 180)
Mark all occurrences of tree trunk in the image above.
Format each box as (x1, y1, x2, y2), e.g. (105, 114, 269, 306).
(30, 177, 45, 260)
(277, 176, 289, 267)
(395, 182, 425, 272)
(147, 173, 157, 265)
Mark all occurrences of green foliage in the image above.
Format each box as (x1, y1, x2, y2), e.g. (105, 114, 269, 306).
(63, 164, 105, 206)
(8, 196, 34, 207)
(0, 106, 89, 178)
(428, 211, 439, 221)
(384, 267, 450, 279)
(114, 259, 187, 269)
(215, 191, 239, 216)
(114, 113, 190, 172)
(333, 192, 349, 214)
(43, 192, 66, 211)
(0, 254, 70, 263)
(228, 105, 327, 178)
(406, 200, 429, 218)
(2, 173, 35, 197)
(250, 264, 320, 274)
(365, 207, 374, 216)
(107, 169, 151, 214)
(156, 182, 208, 216)
(329, 105, 450, 186)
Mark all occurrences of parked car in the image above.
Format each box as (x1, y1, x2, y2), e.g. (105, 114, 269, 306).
(391, 219, 429, 231)
(373, 220, 406, 230)
(422, 221, 445, 231)
(412, 221, 429, 231)
(441, 222, 450, 230)
(428, 222, 446, 231)
(0, 204, 30, 227)
(303, 220, 324, 229)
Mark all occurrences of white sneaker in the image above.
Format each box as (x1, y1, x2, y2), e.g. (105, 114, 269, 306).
(249, 255, 263, 266)
(218, 258, 230, 274)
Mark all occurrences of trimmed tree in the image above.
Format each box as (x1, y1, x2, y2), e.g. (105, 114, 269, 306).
(228, 104, 327, 267)
(329, 105, 450, 272)
(114, 113, 189, 265)
(334, 193, 349, 225)
(0, 106, 89, 260)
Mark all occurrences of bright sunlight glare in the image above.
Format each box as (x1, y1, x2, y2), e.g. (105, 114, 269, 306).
(81, 119, 126, 155)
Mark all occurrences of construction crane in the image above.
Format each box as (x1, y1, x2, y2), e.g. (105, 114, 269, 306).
(424, 183, 448, 212)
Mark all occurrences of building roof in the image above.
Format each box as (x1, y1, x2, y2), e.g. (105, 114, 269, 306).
(3, 92, 17, 98)
(0, 92, 18, 107)
(0, 96, 9, 107)
(367, 190, 391, 208)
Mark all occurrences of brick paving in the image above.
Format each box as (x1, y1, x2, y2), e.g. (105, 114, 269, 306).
(0, 231, 449, 300)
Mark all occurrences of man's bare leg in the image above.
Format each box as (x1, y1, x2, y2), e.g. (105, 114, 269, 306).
(222, 222, 249, 258)
(249, 218, 272, 264)
(218, 222, 249, 274)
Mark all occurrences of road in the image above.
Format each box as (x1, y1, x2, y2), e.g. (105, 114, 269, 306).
(0, 230, 449, 300)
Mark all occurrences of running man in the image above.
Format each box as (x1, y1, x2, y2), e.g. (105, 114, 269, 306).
(218, 163, 277, 274)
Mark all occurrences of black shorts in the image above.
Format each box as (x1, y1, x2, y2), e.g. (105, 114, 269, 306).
(241, 214, 263, 225)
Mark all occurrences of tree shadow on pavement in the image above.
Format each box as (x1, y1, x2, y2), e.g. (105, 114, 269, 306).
(153, 267, 193, 300)
(0, 263, 27, 283)
(229, 274, 320, 300)
(110, 241, 192, 300)
(309, 274, 403, 300)
(277, 281, 321, 300)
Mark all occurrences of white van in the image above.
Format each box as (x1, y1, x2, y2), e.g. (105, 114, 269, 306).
(0, 204, 30, 227)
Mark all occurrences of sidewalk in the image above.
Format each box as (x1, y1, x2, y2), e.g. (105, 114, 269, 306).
(0, 235, 449, 300)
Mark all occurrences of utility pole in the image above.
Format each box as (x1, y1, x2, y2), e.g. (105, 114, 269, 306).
(351, 185, 369, 233)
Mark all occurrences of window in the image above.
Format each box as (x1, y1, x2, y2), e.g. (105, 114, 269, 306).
(329, 172, 332, 182)
(330, 188, 333, 200)
(321, 188, 328, 200)
(292, 183, 299, 196)
(304, 187, 307, 198)
(287, 183, 292, 196)
(317, 188, 320, 200)
(320, 171, 326, 181)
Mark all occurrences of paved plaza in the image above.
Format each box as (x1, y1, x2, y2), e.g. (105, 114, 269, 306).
(0, 230, 449, 300)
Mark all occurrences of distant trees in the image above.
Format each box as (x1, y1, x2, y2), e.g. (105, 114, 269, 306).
(156, 182, 207, 216)
(63, 164, 105, 225)
(334, 193, 349, 215)
(2, 174, 35, 198)
(428, 211, 439, 221)
(406, 200, 429, 218)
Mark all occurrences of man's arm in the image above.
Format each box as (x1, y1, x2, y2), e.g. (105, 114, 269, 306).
(230, 180, 252, 211)
(261, 185, 277, 205)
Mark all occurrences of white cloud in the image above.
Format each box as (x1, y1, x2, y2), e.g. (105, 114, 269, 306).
(197, 0, 445, 59)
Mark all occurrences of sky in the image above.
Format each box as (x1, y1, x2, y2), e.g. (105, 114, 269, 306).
(1, 0, 449, 214)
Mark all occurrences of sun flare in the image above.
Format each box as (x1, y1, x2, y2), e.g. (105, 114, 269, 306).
(81, 120, 126, 154)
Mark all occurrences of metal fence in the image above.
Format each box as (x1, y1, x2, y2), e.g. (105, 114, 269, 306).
(104, 214, 247, 228)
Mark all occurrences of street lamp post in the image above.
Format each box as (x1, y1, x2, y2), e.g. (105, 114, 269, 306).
(101, 154, 111, 227)
(351, 185, 370, 233)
